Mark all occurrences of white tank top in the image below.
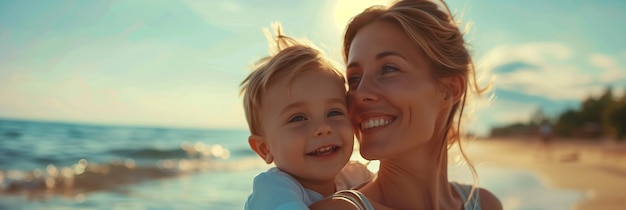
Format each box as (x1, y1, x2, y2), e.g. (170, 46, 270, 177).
(450, 182, 482, 210)
(331, 190, 375, 210)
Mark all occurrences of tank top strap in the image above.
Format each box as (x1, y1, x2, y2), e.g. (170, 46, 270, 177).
(450, 182, 482, 210)
(331, 190, 375, 210)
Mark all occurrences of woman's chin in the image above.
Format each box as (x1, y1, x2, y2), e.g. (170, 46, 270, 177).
(359, 143, 387, 160)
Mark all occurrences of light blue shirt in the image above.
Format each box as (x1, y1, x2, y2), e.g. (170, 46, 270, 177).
(245, 167, 321, 210)
(245, 161, 373, 210)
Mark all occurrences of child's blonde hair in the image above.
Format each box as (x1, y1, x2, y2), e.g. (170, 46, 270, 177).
(240, 23, 346, 136)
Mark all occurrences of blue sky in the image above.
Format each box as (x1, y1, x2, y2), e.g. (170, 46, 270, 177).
(1, 0, 625, 136)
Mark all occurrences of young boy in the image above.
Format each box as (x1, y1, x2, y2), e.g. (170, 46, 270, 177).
(240, 25, 373, 210)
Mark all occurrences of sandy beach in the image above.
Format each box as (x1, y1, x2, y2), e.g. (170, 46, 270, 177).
(461, 137, 626, 210)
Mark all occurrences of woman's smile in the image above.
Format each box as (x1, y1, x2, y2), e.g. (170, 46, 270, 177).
(360, 117, 395, 130)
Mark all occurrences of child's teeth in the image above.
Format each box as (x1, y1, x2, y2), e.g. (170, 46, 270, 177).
(317, 146, 331, 153)
(310, 146, 336, 155)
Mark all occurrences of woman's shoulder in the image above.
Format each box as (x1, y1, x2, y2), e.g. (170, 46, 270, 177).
(476, 187, 502, 210)
(449, 182, 502, 210)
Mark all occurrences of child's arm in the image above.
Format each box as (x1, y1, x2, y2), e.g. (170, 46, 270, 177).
(245, 170, 309, 210)
(335, 161, 375, 190)
(309, 198, 360, 210)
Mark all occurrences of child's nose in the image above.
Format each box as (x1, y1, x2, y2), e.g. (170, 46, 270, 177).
(313, 123, 333, 137)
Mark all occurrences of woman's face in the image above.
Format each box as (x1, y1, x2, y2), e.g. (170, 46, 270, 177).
(346, 21, 448, 160)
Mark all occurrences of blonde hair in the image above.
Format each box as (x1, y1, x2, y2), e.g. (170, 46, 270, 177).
(240, 24, 346, 136)
(342, 0, 490, 205)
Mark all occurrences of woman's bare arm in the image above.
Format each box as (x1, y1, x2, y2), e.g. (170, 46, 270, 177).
(309, 196, 396, 210)
(309, 198, 360, 210)
(479, 188, 503, 210)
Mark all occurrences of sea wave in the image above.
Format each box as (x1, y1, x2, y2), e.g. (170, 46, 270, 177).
(109, 148, 189, 159)
(0, 144, 264, 199)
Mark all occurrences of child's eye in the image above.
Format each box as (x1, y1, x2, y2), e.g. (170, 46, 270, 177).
(288, 115, 307, 123)
(382, 64, 399, 74)
(327, 110, 344, 117)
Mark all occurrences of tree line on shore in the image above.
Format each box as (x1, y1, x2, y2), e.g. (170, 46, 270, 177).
(490, 87, 626, 141)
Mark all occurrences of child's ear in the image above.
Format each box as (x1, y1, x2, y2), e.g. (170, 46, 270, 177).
(248, 135, 274, 164)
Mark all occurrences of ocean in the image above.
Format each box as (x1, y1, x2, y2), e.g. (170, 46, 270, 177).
(0, 119, 584, 210)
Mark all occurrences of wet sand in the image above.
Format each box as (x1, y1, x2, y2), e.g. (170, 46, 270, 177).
(462, 137, 626, 210)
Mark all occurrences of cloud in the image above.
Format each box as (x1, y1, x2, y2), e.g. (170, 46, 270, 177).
(589, 53, 625, 83)
(492, 61, 537, 74)
(480, 42, 572, 69)
(472, 43, 626, 135)
(480, 42, 626, 101)
(488, 100, 534, 125)
(494, 64, 592, 100)
(469, 98, 539, 136)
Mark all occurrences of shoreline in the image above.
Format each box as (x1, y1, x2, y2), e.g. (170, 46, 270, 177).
(463, 137, 626, 210)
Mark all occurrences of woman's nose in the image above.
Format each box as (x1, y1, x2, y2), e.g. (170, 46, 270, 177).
(349, 77, 379, 106)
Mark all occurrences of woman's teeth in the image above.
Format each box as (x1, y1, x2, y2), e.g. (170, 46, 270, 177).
(361, 118, 392, 130)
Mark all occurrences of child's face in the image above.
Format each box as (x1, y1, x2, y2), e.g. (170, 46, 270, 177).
(255, 69, 354, 184)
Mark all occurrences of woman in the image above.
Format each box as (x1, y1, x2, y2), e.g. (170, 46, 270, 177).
(311, 0, 502, 209)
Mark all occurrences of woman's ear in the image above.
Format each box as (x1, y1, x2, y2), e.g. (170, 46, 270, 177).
(248, 135, 274, 164)
(441, 75, 466, 104)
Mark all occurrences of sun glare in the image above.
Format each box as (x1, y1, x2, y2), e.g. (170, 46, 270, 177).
(333, 0, 393, 31)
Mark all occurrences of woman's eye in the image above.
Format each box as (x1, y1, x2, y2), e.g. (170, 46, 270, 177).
(382, 64, 399, 73)
(327, 110, 344, 117)
(347, 75, 361, 86)
(288, 115, 307, 123)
